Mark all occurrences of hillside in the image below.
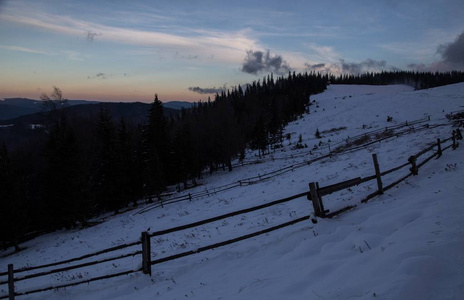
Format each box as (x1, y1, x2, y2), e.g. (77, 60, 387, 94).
(0, 98, 99, 121)
(1, 83, 463, 299)
(0, 98, 191, 121)
(0, 102, 180, 151)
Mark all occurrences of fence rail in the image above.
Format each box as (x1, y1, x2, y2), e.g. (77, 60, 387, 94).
(135, 116, 438, 215)
(1, 128, 461, 299)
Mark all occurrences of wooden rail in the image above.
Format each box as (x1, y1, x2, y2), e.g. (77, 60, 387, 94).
(311, 134, 459, 218)
(1, 129, 460, 299)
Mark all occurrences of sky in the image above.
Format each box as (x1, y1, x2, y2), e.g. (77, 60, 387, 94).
(1, 0, 463, 102)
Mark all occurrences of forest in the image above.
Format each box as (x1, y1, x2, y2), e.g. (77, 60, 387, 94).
(1, 70, 463, 250)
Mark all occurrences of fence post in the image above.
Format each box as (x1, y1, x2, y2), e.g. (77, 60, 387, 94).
(141, 232, 151, 276)
(309, 182, 325, 218)
(316, 182, 326, 217)
(437, 138, 442, 157)
(8, 264, 14, 300)
(408, 156, 418, 175)
(452, 131, 457, 150)
(372, 154, 383, 195)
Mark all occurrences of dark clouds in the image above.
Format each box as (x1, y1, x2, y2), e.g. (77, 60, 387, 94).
(188, 84, 227, 94)
(305, 59, 392, 74)
(307, 32, 464, 75)
(339, 59, 387, 74)
(407, 63, 427, 71)
(87, 72, 107, 79)
(407, 31, 464, 72)
(304, 63, 326, 71)
(438, 32, 464, 65)
(241, 50, 291, 75)
(87, 31, 100, 42)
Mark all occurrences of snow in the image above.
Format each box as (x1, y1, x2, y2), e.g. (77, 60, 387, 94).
(1, 83, 464, 299)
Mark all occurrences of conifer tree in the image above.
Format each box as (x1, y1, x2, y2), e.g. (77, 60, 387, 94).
(142, 94, 168, 198)
(0, 145, 26, 250)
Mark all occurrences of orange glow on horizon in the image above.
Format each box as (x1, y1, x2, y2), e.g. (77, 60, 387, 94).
(0, 85, 210, 103)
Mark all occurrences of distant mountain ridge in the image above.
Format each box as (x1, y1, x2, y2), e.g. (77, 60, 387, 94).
(0, 98, 193, 120)
(163, 101, 194, 110)
(0, 101, 182, 150)
(0, 98, 99, 120)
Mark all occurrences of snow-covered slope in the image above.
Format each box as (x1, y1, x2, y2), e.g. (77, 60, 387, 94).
(1, 84, 464, 300)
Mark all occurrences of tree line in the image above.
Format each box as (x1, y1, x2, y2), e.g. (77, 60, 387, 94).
(0, 72, 327, 250)
(329, 70, 464, 90)
(1, 70, 463, 250)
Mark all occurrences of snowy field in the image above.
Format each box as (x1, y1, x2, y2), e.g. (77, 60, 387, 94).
(1, 83, 464, 299)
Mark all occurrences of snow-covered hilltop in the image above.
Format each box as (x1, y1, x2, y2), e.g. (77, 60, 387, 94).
(1, 83, 463, 300)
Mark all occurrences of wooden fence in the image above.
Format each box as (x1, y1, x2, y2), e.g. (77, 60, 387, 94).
(1, 129, 461, 299)
(135, 116, 442, 215)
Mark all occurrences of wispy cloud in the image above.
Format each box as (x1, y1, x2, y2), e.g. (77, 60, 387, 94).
(88, 72, 109, 80)
(379, 42, 432, 61)
(63, 50, 85, 61)
(305, 58, 395, 75)
(188, 84, 227, 94)
(0, 45, 49, 55)
(306, 44, 341, 63)
(1, 8, 259, 65)
(339, 59, 387, 74)
(304, 63, 326, 71)
(0, 44, 84, 62)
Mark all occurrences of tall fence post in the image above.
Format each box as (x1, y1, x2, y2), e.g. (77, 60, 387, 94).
(8, 264, 14, 300)
(408, 156, 418, 175)
(456, 128, 463, 140)
(141, 232, 151, 276)
(452, 131, 457, 150)
(437, 138, 442, 157)
(309, 182, 325, 218)
(372, 154, 383, 195)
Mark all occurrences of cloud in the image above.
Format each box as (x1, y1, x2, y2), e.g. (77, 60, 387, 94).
(406, 31, 464, 72)
(339, 58, 387, 74)
(188, 84, 227, 94)
(304, 59, 392, 75)
(63, 50, 84, 61)
(407, 63, 427, 71)
(0, 45, 84, 62)
(0, 45, 49, 55)
(437, 32, 464, 65)
(88, 72, 108, 79)
(304, 63, 326, 71)
(241, 50, 291, 75)
(1, 9, 258, 65)
(306, 44, 341, 63)
(87, 31, 101, 42)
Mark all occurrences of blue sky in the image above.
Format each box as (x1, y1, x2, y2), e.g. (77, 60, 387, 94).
(1, 0, 463, 102)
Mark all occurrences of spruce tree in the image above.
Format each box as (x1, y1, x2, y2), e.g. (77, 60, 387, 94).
(142, 94, 168, 198)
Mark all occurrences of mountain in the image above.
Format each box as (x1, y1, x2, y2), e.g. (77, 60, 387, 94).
(0, 97, 99, 120)
(0, 102, 179, 150)
(163, 101, 194, 110)
(1, 84, 463, 299)
(0, 98, 191, 121)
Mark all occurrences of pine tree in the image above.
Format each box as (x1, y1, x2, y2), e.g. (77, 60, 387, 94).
(94, 107, 122, 213)
(0, 145, 26, 250)
(116, 118, 139, 206)
(42, 115, 87, 228)
(142, 94, 168, 198)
